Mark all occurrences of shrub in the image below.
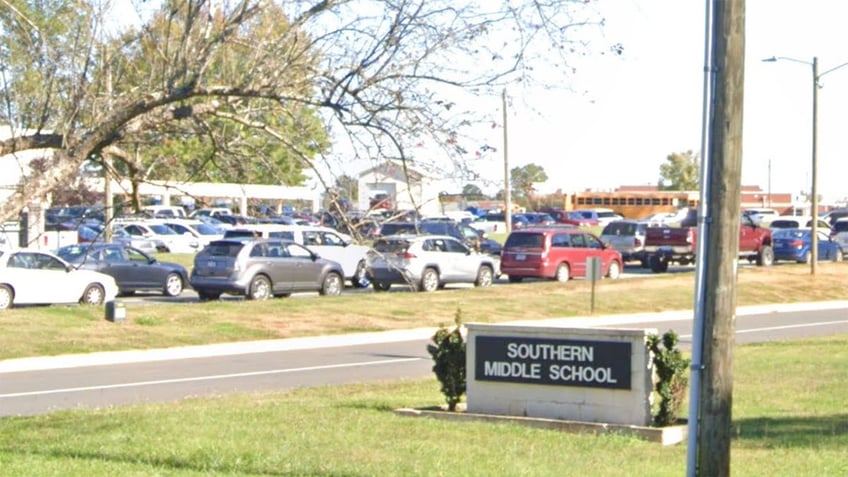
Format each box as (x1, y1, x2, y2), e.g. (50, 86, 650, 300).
(427, 308, 466, 411)
(647, 330, 690, 426)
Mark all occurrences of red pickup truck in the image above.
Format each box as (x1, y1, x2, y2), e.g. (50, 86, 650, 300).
(642, 209, 774, 272)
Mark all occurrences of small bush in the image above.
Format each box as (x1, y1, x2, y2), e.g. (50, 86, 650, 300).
(426, 308, 466, 411)
(648, 330, 690, 426)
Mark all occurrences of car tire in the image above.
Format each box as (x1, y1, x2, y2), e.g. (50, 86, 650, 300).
(756, 245, 774, 267)
(419, 268, 440, 292)
(607, 260, 622, 279)
(351, 260, 369, 288)
(247, 275, 272, 300)
(197, 290, 221, 301)
(800, 251, 811, 264)
(554, 263, 570, 282)
(163, 273, 184, 297)
(0, 285, 13, 310)
(835, 249, 844, 262)
(508, 276, 523, 283)
(274, 293, 292, 298)
(475, 265, 494, 288)
(650, 256, 669, 273)
(373, 281, 391, 292)
(320, 272, 343, 296)
(79, 283, 106, 306)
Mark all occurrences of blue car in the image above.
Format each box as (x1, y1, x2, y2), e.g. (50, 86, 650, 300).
(772, 228, 844, 263)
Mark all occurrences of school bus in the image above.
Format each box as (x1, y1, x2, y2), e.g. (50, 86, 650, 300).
(565, 191, 699, 219)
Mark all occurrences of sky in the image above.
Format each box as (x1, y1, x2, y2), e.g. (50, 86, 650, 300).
(107, 1, 848, 203)
(458, 0, 848, 203)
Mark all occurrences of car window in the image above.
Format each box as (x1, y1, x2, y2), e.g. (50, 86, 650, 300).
(320, 232, 345, 246)
(374, 239, 409, 253)
(505, 232, 544, 248)
(551, 233, 571, 248)
(444, 239, 468, 254)
(30, 253, 67, 270)
(286, 243, 313, 258)
(202, 242, 245, 257)
(268, 231, 294, 240)
(571, 234, 586, 248)
(585, 234, 603, 249)
(770, 220, 799, 229)
(250, 244, 268, 257)
(126, 248, 150, 263)
(303, 231, 322, 245)
(104, 247, 125, 262)
(8, 253, 33, 268)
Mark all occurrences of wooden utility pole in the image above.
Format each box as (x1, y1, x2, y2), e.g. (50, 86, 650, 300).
(692, 1, 745, 476)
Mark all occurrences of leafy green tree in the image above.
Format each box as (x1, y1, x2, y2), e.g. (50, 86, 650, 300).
(658, 151, 700, 191)
(511, 163, 548, 208)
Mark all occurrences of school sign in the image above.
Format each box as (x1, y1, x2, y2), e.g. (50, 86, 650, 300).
(466, 324, 657, 426)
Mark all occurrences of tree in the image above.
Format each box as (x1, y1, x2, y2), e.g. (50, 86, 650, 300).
(511, 163, 548, 208)
(658, 151, 700, 191)
(0, 0, 614, 223)
(462, 183, 484, 200)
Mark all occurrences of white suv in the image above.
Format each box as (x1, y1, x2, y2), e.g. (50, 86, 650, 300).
(366, 234, 499, 292)
(223, 224, 372, 287)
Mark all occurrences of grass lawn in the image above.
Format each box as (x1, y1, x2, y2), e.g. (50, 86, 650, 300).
(0, 335, 846, 476)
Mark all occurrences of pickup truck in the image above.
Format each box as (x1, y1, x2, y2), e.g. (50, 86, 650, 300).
(642, 210, 774, 272)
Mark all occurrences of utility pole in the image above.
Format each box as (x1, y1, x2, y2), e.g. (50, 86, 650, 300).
(502, 89, 512, 233)
(688, 1, 745, 476)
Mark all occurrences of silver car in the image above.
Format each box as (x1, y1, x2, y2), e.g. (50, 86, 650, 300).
(366, 234, 498, 292)
(600, 220, 648, 266)
(190, 239, 345, 301)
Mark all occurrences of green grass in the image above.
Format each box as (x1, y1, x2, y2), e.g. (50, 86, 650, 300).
(2, 262, 847, 360)
(0, 336, 846, 476)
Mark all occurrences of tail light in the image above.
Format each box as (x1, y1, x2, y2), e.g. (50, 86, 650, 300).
(790, 240, 804, 248)
(400, 252, 417, 260)
(686, 229, 695, 244)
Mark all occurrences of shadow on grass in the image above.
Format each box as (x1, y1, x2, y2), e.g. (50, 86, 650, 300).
(0, 446, 368, 477)
(733, 414, 848, 447)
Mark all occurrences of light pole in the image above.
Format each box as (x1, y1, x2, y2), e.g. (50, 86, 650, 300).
(763, 56, 848, 274)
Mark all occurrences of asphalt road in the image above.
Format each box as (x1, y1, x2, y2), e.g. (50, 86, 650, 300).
(1, 302, 846, 416)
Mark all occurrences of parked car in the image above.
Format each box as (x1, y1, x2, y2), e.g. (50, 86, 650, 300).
(768, 216, 831, 232)
(599, 220, 648, 265)
(637, 212, 675, 227)
(771, 228, 843, 264)
(163, 220, 225, 249)
(223, 224, 372, 287)
(0, 249, 118, 309)
(190, 238, 345, 300)
(537, 208, 593, 227)
(56, 244, 190, 297)
(521, 212, 556, 227)
(500, 227, 623, 282)
(572, 209, 623, 227)
(366, 234, 499, 292)
(820, 208, 848, 227)
(831, 218, 848, 254)
(116, 220, 200, 253)
(742, 208, 779, 225)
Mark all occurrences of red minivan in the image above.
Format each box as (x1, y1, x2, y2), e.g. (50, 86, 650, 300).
(500, 227, 623, 282)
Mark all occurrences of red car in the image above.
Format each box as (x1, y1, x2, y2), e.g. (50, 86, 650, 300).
(540, 209, 598, 227)
(500, 227, 622, 282)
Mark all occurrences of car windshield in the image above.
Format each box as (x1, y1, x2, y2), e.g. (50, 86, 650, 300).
(505, 232, 544, 249)
(832, 221, 848, 233)
(374, 239, 410, 254)
(150, 224, 177, 235)
(770, 220, 800, 229)
(200, 241, 245, 257)
(602, 222, 639, 236)
(56, 245, 89, 261)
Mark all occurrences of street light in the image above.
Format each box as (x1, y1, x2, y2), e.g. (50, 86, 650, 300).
(762, 56, 848, 274)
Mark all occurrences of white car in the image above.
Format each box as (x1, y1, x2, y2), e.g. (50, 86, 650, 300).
(222, 224, 373, 287)
(117, 220, 201, 254)
(0, 249, 118, 310)
(163, 220, 225, 249)
(366, 234, 498, 292)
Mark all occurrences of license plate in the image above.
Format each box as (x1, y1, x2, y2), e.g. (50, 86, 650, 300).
(515, 254, 526, 261)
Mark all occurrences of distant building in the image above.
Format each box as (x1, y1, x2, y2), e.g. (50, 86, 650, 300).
(357, 160, 448, 216)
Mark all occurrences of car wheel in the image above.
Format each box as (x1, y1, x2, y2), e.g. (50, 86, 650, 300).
(247, 275, 272, 300)
(800, 251, 811, 264)
(0, 285, 13, 310)
(419, 268, 440, 292)
(757, 245, 774, 267)
(373, 281, 391, 291)
(650, 256, 669, 273)
(351, 260, 369, 288)
(607, 260, 622, 280)
(475, 265, 494, 287)
(554, 263, 570, 282)
(79, 283, 106, 306)
(508, 276, 523, 283)
(320, 272, 343, 296)
(835, 249, 844, 262)
(197, 290, 221, 301)
(163, 273, 184, 297)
